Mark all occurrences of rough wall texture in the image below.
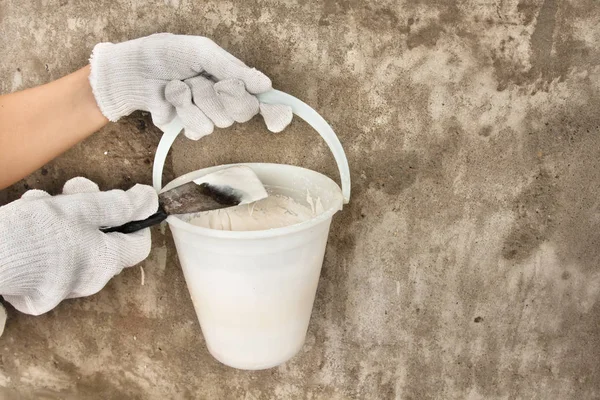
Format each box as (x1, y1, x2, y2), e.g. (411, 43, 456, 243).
(1, 0, 600, 398)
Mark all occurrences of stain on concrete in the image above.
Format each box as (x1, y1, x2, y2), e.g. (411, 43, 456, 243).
(529, 0, 558, 81)
(490, 0, 600, 92)
(407, 24, 444, 50)
(517, 0, 539, 25)
(479, 125, 493, 137)
(363, 150, 419, 196)
(357, 5, 400, 33)
(502, 169, 557, 261)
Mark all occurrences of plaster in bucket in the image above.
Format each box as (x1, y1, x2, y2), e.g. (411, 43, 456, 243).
(184, 187, 320, 231)
(153, 90, 351, 370)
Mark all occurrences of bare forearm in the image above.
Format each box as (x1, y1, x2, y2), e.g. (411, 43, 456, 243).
(0, 65, 108, 189)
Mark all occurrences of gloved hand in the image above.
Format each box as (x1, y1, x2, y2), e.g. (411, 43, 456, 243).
(89, 33, 293, 139)
(0, 177, 158, 316)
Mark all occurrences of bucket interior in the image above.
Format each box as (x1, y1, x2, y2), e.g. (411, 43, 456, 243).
(161, 163, 344, 236)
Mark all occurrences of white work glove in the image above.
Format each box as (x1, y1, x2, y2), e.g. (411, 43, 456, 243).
(89, 33, 293, 139)
(0, 177, 158, 316)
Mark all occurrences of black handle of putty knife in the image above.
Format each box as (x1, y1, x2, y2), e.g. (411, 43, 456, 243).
(100, 205, 168, 234)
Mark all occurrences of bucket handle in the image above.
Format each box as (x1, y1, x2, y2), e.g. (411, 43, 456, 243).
(152, 89, 351, 204)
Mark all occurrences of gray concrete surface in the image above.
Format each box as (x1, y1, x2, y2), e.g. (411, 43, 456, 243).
(1, 0, 600, 398)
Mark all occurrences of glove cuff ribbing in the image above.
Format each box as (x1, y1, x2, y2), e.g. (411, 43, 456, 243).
(89, 41, 146, 122)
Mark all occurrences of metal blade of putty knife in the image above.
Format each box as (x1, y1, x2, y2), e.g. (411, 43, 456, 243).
(100, 166, 268, 234)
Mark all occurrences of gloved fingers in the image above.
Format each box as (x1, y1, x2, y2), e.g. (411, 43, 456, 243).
(148, 83, 177, 127)
(62, 177, 100, 194)
(3, 295, 37, 315)
(58, 184, 158, 227)
(259, 103, 294, 133)
(197, 39, 272, 94)
(3, 291, 63, 316)
(185, 76, 234, 129)
(165, 80, 214, 140)
(214, 79, 260, 123)
(21, 189, 51, 200)
(102, 229, 152, 271)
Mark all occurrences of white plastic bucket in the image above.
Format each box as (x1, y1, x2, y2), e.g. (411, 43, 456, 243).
(152, 90, 351, 370)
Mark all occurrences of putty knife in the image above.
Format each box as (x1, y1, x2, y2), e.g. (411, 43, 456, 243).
(101, 166, 267, 234)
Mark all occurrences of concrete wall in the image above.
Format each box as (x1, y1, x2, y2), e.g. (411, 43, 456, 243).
(1, 0, 600, 398)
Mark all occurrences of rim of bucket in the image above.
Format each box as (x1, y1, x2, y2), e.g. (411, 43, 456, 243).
(163, 163, 343, 239)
